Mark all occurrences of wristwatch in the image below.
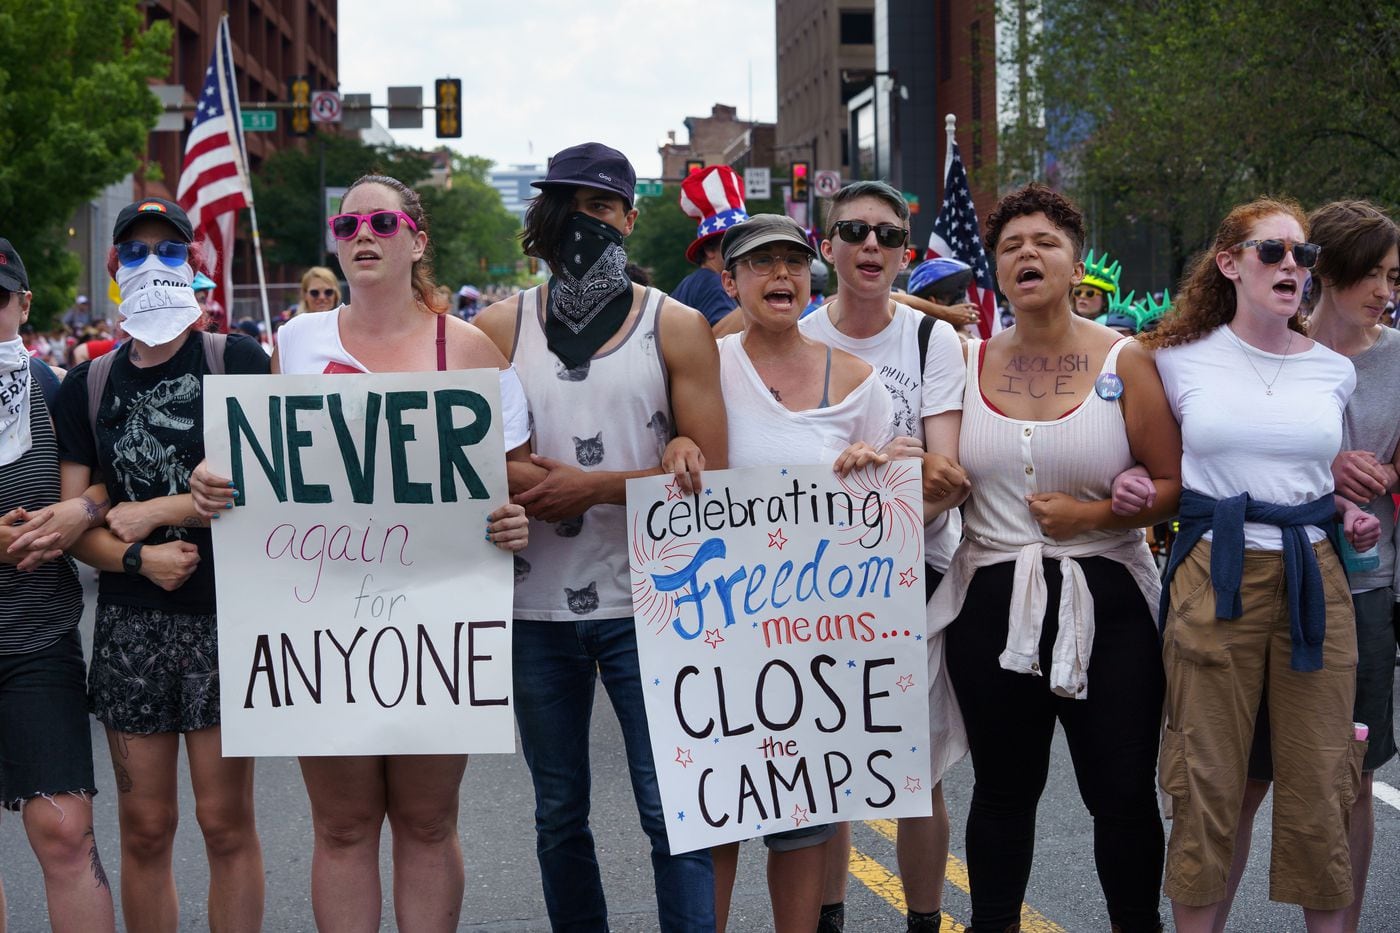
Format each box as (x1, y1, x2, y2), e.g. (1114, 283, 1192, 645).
(122, 542, 144, 577)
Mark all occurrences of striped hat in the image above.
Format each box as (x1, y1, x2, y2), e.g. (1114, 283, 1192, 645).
(680, 166, 748, 264)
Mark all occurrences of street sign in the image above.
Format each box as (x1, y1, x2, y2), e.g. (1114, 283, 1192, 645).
(242, 110, 277, 132)
(310, 90, 342, 124)
(387, 86, 423, 129)
(814, 170, 842, 198)
(744, 167, 771, 200)
(342, 93, 372, 130)
(635, 180, 665, 198)
(151, 85, 185, 132)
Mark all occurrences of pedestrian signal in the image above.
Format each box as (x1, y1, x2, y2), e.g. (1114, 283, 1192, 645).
(435, 78, 462, 139)
(685, 160, 705, 176)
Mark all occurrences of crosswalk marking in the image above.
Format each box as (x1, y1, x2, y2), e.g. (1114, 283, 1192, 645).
(862, 820, 1066, 933)
(1374, 780, 1400, 813)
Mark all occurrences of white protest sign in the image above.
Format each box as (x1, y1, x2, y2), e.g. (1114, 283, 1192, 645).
(204, 371, 514, 756)
(627, 462, 931, 853)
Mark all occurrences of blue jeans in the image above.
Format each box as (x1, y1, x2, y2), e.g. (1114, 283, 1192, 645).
(513, 617, 715, 932)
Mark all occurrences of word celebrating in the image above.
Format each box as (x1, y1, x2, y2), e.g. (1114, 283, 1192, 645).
(644, 480, 886, 547)
(226, 389, 492, 505)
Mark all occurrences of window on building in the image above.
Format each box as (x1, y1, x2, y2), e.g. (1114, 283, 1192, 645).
(839, 10, 874, 46)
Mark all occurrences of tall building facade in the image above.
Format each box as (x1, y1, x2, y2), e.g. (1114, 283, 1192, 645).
(774, 0, 876, 181)
(774, 0, 998, 250)
(490, 164, 545, 224)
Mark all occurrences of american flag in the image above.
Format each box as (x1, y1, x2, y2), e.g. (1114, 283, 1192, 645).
(926, 142, 998, 337)
(175, 17, 251, 328)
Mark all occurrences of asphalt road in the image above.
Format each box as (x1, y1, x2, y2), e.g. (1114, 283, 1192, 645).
(3, 578, 1399, 931)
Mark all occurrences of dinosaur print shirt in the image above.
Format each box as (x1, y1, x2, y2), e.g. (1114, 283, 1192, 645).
(55, 332, 270, 613)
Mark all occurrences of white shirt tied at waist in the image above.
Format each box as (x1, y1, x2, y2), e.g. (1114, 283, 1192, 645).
(929, 532, 1161, 700)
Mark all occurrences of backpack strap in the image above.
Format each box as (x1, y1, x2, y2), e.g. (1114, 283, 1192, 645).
(917, 314, 936, 375)
(202, 331, 228, 376)
(86, 349, 119, 443)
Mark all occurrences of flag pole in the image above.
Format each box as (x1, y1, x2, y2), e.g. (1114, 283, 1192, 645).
(220, 16, 273, 341)
(943, 113, 957, 180)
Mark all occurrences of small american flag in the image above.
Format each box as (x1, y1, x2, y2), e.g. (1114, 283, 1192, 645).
(175, 17, 251, 328)
(926, 143, 998, 337)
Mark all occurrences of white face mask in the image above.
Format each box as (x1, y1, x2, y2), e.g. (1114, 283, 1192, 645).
(115, 253, 200, 346)
(0, 337, 32, 466)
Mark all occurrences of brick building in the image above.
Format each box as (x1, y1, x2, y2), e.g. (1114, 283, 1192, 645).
(658, 104, 776, 181)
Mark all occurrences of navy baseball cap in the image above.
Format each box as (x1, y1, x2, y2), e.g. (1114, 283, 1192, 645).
(0, 238, 29, 291)
(112, 197, 194, 243)
(533, 142, 637, 206)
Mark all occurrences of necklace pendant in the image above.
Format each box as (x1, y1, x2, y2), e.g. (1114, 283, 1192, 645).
(1266, 388, 1273, 396)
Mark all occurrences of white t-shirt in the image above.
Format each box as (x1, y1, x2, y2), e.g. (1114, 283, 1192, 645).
(275, 305, 531, 451)
(800, 303, 965, 570)
(1155, 325, 1355, 550)
(719, 334, 895, 468)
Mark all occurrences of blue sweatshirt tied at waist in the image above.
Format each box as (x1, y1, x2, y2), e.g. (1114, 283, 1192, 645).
(1159, 488, 1339, 673)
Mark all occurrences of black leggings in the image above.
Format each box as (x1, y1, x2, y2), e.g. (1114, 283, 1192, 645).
(945, 557, 1165, 932)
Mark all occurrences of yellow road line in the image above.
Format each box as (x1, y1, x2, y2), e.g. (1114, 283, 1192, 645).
(862, 820, 1066, 933)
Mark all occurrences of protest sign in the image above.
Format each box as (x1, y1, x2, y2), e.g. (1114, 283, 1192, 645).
(203, 371, 513, 756)
(627, 461, 931, 853)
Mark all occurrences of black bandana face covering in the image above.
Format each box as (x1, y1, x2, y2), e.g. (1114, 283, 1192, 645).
(545, 212, 635, 369)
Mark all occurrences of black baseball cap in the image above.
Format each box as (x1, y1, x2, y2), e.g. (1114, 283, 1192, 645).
(112, 197, 194, 243)
(532, 142, 636, 206)
(0, 238, 29, 291)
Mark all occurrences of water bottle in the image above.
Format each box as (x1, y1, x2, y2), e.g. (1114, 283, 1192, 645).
(1339, 504, 1380, 573)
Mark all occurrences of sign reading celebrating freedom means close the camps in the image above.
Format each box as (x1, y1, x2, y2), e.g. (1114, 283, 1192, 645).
(627, 462, 932, 853)
(203, 371, 514, 757)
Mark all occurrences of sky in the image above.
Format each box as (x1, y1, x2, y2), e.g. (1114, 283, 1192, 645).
(336, 1, 779, 179)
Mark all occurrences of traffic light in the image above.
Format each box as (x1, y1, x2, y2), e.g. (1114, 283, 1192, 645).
(289, 75, 310, 136)
(435, 78, 461, 139)
(791, 161, 810, 201)
(684, 159, 705, 176)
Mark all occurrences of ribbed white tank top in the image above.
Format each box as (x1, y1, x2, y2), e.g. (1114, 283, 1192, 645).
(511, 285, 672, 621)
(960, 337, 1135, 549)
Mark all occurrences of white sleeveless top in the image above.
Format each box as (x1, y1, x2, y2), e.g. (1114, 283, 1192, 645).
(719, 334, 895, 468)
(928, 337, 1160, 700)
(275, 305, 531, 450)
(511, 285, 673, 621)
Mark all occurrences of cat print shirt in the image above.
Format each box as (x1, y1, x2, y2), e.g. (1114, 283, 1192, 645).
(510, 285, 673, 621)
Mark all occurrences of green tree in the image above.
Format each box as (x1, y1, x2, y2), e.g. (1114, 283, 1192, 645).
(419, 154, 523, 288)
(252, 134, 432, 271)
(1000, 0, 1400, 281)
(0, 2, 171, 324)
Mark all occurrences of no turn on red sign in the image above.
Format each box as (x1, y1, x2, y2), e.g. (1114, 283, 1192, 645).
(310, 90, 342, 124)
(814, 170, 842, 198)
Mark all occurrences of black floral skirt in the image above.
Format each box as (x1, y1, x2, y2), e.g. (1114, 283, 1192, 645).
(89, 603, 220, 734)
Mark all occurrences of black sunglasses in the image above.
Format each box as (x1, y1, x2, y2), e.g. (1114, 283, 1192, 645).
(1231, 238, 1320, 269)
(831, 220, 908, 249)
(306, 288, 335, 299)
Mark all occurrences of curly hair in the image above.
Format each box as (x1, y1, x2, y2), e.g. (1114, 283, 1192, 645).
(1142, 196, 1308, 349)
(1308, 200, 1399, 293)
(984, 183, 1086, 260)
(343, 174, 446, 314)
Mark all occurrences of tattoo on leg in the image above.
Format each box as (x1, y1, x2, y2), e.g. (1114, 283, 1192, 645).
(85, 827, 110, 890)
(112, 761, 133, 793)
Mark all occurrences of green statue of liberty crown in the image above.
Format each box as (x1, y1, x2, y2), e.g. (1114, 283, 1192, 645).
(1081, 248, 1121, 294)
(1134, 289, 1171, 327)
(1107, 288, 1138, 316)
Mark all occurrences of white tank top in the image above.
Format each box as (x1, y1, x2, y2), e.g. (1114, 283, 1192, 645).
(512, 285, 672, 621)
(960, 337, 1135, 549)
